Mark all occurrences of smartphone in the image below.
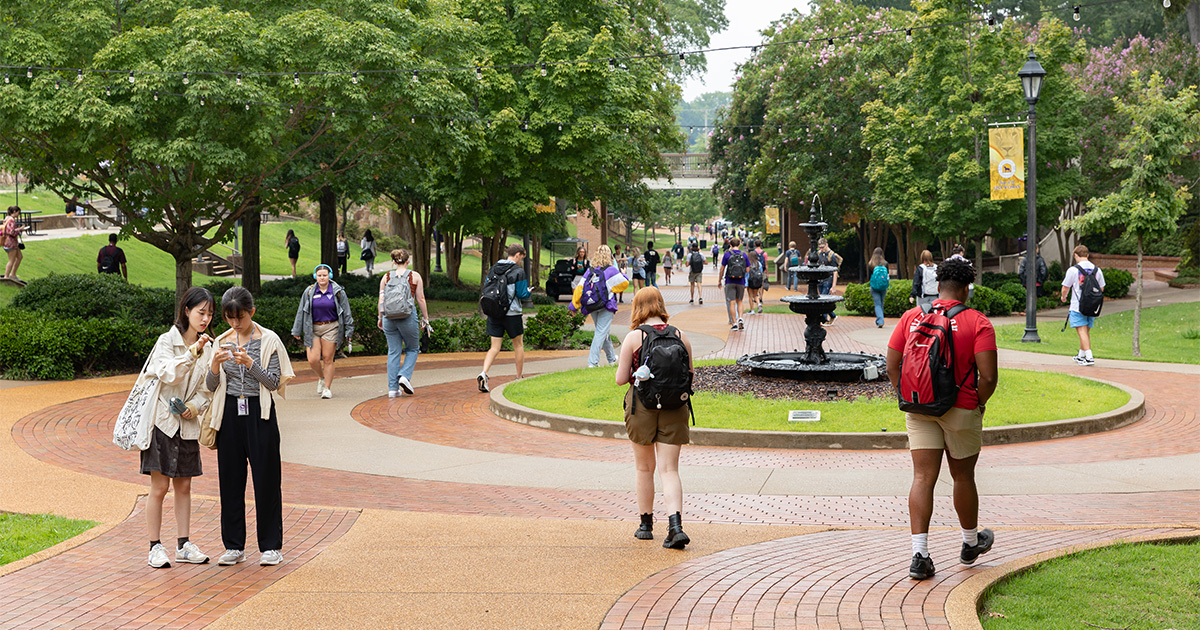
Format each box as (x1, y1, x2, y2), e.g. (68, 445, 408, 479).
(169, 397, 187, 415)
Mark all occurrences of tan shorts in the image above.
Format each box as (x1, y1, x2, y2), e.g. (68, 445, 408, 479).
(313, 321, 340, 344)
(624, 387, 690, 446)
(906, 406, 983, 459)
(688, 271, 703, 284)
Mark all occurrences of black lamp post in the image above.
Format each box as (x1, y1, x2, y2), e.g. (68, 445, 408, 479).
(1018, 50, 1046, 343)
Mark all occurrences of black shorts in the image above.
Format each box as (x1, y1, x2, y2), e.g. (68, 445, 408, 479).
(486, 315, 524, 339)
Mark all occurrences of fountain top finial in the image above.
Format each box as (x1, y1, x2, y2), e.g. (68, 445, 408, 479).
(809, 193, 824, 224)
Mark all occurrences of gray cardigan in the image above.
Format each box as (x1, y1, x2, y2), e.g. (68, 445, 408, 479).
(291, 280, 355, 348)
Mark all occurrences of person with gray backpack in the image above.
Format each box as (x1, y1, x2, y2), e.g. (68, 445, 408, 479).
(377, 249, 430, 397)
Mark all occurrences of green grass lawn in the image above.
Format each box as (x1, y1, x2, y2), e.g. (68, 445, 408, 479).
(504, 362, 1130, 432)
(995, 302, 1200, 364)
(0, 187, 70, 216)
(980, 539, 1200, 629)
(0, 512, 96, 566)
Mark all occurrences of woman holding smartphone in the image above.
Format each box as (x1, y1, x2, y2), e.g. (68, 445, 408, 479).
(142, 287, 217, 568)
(205, 287, 295, 567)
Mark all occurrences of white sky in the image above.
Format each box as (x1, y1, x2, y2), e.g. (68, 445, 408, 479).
(681, 1, 812, 101)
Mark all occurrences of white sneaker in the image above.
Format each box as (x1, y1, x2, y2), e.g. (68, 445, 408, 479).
(321, 387, 332, 399)
(477, 373, 489, 393)
(175, 541, 209, 564)
(1073, 355, 1088, 366)
(388, 390, 400, 398)
(217, 549, 245, 566)
(148, 543, 171, 569)
(398, 375, 414, 395)
(316, 377, 324, 395)
(259, 550, 283, 566)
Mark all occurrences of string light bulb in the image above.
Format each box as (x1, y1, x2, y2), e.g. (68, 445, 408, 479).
(411, 116, 415, 124)
(105, 85, 111, 96)
(987, 17, 996, 33)
(199, 96, 204, 106)
(245, 102, 250, 111)
(236, 73, 242, 86)
(540, 63, 547, 76)
(182, 72, 189, 85)
(294, 72, 301, 86)
(411, 70, 418, 83)
(1163, 0, 1170, 7)
(476, 67, 482, 80)
(558, 123, 562, 131)
(154, 91, 158, 101)
(77, 69, 83, 82)
(55, 80, 60, 90)
(331, 110, 336, 118)
(26, 68, 32, 78)
(372, 114, 377, 121)
(351, 71, 358, 84)
(1073, 5, 1080, 20)
(827, 38, 834, 47)
(3, 75, 8, 84)
(609, 58, 616, 71)
(679, 52, 685, 61)
(906, 29, 912, 42)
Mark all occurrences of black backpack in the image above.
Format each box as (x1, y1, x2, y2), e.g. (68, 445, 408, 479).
(1074, 264, 1104, 317)
(634, 325, 695, 422)
(480, 263, 514, 318)
(99, 246, 118, 273)
(688, 252, 704, 273)
(726, 251, 747, 281)
(746, 252, 764, 289)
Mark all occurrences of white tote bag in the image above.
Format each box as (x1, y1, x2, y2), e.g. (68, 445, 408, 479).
(112, 356, 161, 451)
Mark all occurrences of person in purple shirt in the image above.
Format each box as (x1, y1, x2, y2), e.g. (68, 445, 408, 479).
(291, 264, 354, 399)
(718, 237, 751, 331)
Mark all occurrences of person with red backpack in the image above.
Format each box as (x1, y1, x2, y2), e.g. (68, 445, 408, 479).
(1060, 245, 1106, 366)
(886, 258, 998, 581)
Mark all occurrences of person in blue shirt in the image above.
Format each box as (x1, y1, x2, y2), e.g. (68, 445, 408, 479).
(478, 244, 531, 393)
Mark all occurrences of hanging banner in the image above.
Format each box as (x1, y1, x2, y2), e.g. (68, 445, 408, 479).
(764, 206, 780, 234)
(988, 127, 1025, 201)
(534, 197, 556, 214)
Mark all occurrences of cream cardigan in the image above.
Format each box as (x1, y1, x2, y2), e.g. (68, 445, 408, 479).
(204, 323, 295, 431)
(147, 327, 214, 440)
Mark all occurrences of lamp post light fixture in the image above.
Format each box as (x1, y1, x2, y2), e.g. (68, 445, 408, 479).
(1018, 50, 1046, 343)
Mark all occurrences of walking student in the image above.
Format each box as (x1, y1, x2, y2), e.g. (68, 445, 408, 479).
(378, 249, 430, 397)
(291, 264, 354, 399)
(886, 258, 998, 581)
(205, 287, 296, 567)
(2, 206, 27, 283)
(477, 244, 531, 393)
(335, 234, 349, 276)
(629, 246, 645, 292)
(97, 232, 128, 280)
(360, 229, 377, 276)
(816, 237, 842, 325)
(284, 229, 300, 277)
(686, 243, 705, 305)
(868, 247, 890, 328)
(662, 250, 674, 286)
(711, 242, 720, 270)
(615, 287, 694, 550)
(909, 250, 938, 312)
(570, 245, 629, 368)
(142, 287, 217, 568)
(643, 241, 660, 288)
(719, 237, 751, 331)
(1061, 245, 1106, 366)
(783, 241, 802, 291)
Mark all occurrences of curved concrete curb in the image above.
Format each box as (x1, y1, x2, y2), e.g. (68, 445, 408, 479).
(489, 377, 1144, 450)
(945, 528, 1200, 629)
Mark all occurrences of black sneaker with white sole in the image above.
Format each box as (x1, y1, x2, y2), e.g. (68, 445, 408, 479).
(909, 553, 935, 580)
(960, 528, 994, 565)
(477, 373, 489, 393)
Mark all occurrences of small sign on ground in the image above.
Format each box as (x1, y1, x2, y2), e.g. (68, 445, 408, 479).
(788, 410, 821, 422)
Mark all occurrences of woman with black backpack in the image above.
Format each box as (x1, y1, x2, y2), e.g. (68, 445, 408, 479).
(615, 287, 694, 550)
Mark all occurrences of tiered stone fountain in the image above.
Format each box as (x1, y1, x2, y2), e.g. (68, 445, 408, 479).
(735, 200, 887, 382)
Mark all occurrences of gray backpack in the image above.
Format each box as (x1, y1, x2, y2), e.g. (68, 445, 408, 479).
(383, 270, 415, 319)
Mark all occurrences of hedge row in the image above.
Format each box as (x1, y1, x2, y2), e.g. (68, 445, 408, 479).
(842, 282, 1015, 318)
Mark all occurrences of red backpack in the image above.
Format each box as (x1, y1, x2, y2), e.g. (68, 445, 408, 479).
(898, 303, 971, 417)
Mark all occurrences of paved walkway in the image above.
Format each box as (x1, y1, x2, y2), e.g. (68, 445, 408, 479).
(1, 278, 1197, 629)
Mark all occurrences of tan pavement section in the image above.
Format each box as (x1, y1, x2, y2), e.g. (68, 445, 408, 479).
(209, 509, 823, 630)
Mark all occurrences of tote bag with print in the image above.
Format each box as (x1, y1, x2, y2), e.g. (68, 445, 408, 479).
(112, 357, 161, 451)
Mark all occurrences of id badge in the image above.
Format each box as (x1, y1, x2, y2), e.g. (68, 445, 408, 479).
(237, 396, 249, 416)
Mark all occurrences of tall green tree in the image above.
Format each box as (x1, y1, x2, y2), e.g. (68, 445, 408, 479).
(1068, 73, 1199, 357)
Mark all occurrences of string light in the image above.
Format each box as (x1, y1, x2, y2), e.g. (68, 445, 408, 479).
(987, 17, 996, 32)
(236, 73, 242, 85)
(199, 96, 204, 106)
(1073, 5, 1081, 20)
(294, 72, 300, 86)
(540, 63, 547, 76)
(182, 72, 189, 85)
(76, 69, 83, 82)
(678, 52, 685, 61)
(372, 114, 377, 121)
(411, 116, 415, 123)
(105, 85, 111, 96)
(6, 74, 11, 84)
(289, 105, 294, 114)
(331, 109, 336, 117)
(411, 70, 418, 83)
(154, 91, 159, 101)
(476, 67, 482, 80)
(26, 68, 32, 78)
(558, 123, 562, 131)
(1163, 0, 1170, 7)
(245, 102, 250, 110)
(55, 80, 60, 90)
(609, 58, 615, 71)
(129, 71, 135, 83)
(906, 29, 912, 42)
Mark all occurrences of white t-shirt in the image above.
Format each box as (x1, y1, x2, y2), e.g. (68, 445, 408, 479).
(1061, 261, 1106, 313)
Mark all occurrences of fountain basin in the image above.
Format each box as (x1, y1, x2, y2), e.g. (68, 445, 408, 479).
(736, 352, 888, 382)
(780, 293, 842, 315)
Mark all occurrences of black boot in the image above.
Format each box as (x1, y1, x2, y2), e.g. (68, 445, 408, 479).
(663, 512, 690, 550)
(634, 513, 654, 540)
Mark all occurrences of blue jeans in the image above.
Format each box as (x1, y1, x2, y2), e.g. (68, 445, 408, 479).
(787, 270, 800, 291)
(819, 279, 835, 322)
(871, 288, 887, 326)
(588, 308, 617, 367)
(382, 315, 420, 391)
(646, 271, 658, 287)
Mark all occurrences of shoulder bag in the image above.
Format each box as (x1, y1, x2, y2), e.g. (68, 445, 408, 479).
(112, 355, 161, 451)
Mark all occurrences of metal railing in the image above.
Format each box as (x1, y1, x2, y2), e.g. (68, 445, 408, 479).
(662, 153, 712, 178)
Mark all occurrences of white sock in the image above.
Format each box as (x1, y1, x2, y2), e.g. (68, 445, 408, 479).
(1076, 350, 1086, 358)
(911, 533, 929, 558)
(962, 527, 978, 546)
(1084, 350, 1093, 360)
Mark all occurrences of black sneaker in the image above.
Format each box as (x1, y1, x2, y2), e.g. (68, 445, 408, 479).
(960, 528, 994, 565)
(909, 553, 935, 580)
(477, 373, 489, 393)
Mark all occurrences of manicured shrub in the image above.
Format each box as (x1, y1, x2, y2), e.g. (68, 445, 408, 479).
(523, 305, 586, 349)
(982, 272, 1020, 290)
(843, 283, 914, 318)
(12, 274, 175, 327)
(1046, 261, 1064, 288)
(966, 284, 1015, 317)
(1100, 267, 1134, 299)
(1037, 295, 1062, 311)
(0, 309, 155, 380)
(258, 274, 381, 300)
(999, 282, 1027, 305)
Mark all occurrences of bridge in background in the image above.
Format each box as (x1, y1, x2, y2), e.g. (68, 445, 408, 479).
(643, 153, 715, 190)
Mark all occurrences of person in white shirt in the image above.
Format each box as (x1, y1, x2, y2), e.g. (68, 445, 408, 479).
(1060, 245, 1106, 366)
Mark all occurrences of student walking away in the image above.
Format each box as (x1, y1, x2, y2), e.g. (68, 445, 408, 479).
(909, 250, 938, 312)
(1018, 245, 1048, 298)
(335, 234, 349, 276)
(570, 245, 629, 368)
(868, 247, 890, 328)
(783, 241, 802, 291)
(744, 245, 765, 316)
(1060, 244, 1106, 366)
(687, 244, 705, 305)
(615, 287, 695, 550)
(719, 237, 751, 331)
(360, 229, 377, 275)
(886, 258, 998, 581)
(2, 206, 27, 283)
(816, 237, 842, 325)
(748, 239, 769, 314)
(98, 233, 128, 279)
(142, 288, 217, 568)
(662, 250, 674, 286)
(204, 287, 295, 567)
(284, 229, 300, 277)
(377, 249, 430, 397)
(947, 244, 975, 300)
(629, 247, 645, 292)
(643, 242, 661, 288)
(711, 242, 720, 270)
(477, 244, 531, 392)
(291, 264, 354, 399)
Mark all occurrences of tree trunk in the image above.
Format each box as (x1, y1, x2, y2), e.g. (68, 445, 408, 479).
(1187, 0, 1200, 46)
(242, 198, 261, 297)
(530, 233, 542, 288)
(446, 226, 463, 286)
(975, 238, 984, 284)
(479, 234, 493, 286)
(1133, 236, 1143, 357)
(863, 220, 889, 275)
(174, 252, 193, 305)
(318, 185, 337, 274)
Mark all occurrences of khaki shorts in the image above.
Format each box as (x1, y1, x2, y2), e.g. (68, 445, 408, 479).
(688, 271, 702, 284)
(906, 406, 983, 459)
(624, 386, 690, 446)
(313, 320, 340, 344)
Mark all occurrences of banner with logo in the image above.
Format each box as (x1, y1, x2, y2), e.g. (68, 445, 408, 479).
(534, 197, 556, 214)
(764, 206, 780, 234)
(988, 127, 1025, 201)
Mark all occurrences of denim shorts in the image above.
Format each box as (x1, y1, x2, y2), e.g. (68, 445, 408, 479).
(1068, 310, 1096, 328)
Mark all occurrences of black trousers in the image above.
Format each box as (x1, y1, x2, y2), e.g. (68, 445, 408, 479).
(217, 394, 283, 552)
(337, 255, 348, 275)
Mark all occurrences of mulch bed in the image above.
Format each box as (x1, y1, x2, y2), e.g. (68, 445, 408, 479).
(692, 364, 894, 402)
